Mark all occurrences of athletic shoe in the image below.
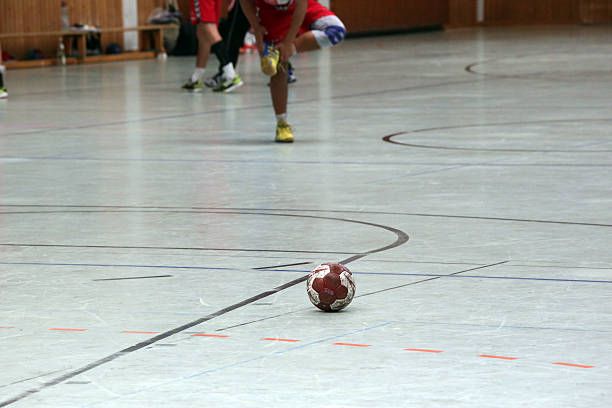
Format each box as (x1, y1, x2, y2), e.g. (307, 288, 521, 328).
(181, 78, 203, 92)
(0, 87, 7, 99)
(275, 120, 294, 143)
(204, 72, 223, 89)
(260, 43, 280, 76)
(213, 75, 244, 93)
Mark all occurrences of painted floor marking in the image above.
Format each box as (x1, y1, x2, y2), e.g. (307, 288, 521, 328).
(191, 334, 230, 338)
(479, 355, 518, 360)
(262, 338, 300, 342)
(553, 362, 594, 368)
(333, 343, 372, 347)
(49, 328, 87, 332)
(5, 325, 598, 368)
(81, 322, 391, 407)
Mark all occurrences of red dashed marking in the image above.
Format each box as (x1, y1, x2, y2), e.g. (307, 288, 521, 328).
(192, 334, 230, 338)
(49, 328, 87, 332)
(479, 355, 518, 360)
(333, 343, 371, 347)
(553, 362, 594, 368)
(1, 325, 598, 368)
(262, 338, 300, 342)
(121, 331, 160, 334)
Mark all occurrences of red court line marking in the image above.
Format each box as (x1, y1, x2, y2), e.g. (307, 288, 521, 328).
(554, 362, 594, 368)
(121, 331, 160, 334)
(404, 348, 444, 353)
(192, 334, 230, 338)
(0, 326, 15, 328)
(261, 338, 300, 342)
(333, 343, 371, 347)
(49, 328, 87, 332)
(478, 355, 518, 360)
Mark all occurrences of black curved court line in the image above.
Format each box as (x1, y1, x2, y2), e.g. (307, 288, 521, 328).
(465, 60, 550, 80)
(0, 210, 408, 407)
(465, 58, 612, 81)
(0, 205, 609, 228)
(382, 119, 612, 153)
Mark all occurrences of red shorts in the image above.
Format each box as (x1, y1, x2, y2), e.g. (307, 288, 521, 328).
(255, 0, 334, 44)
(191, 0, 222, 24)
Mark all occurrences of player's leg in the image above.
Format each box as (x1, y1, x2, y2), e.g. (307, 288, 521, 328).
(183, 0, 242, 93)
(296, 8, 346, 53)
(211, 3, 245, 93)
(183, 0, 217, 91)
(205, 2, 249, 89)
(0, 42, 7, 99)
(225, 1, 251, 69)
(269, 61, 293, 143)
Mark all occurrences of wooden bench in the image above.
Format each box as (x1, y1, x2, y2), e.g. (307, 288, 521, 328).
(0, 25, 178, 69)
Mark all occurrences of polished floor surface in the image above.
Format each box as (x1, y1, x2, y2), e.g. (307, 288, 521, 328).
(0, 25, 611, 407)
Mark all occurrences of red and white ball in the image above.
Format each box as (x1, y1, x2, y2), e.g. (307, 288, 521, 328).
(306, 263, 355, 311)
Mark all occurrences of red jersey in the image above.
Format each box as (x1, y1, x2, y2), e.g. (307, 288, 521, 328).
(255, 0, 334, 43)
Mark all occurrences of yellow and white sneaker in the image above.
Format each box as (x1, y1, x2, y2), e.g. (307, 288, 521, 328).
(260, 43, 280, 76)
(275, 120, 294, 143)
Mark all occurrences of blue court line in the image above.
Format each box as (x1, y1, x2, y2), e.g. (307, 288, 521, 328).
(82, 322, 390, 407)
(1, 155, 611, 167)
(1, 261, 610, 284)
(388, 320, 612, 333)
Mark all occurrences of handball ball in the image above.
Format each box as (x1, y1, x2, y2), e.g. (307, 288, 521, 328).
(306, 263, 355, 311)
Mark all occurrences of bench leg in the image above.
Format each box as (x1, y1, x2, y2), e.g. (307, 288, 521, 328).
(154, 29, 165, 55)
(77, 34, 87, 61)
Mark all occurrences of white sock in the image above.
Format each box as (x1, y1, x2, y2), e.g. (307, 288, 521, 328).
(221, 63, 236, 81)
(191, 67, 205, 82)
(276, 113, 287, 123)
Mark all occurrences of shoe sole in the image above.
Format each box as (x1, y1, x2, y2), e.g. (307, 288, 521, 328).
(213, 80, 244, 94)
(275, 138, 294, 143)
(182, 87, 203, 93)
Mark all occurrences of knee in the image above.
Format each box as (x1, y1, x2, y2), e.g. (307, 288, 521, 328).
(311, 15, 346, 48)
(324, 25, 346, 46)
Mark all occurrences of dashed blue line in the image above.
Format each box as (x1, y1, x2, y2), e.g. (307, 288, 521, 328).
(388, 320, 612, 333)
(82, 322, 390, 407)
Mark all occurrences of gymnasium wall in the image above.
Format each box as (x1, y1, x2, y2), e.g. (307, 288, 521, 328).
(2, 0, 611, 60)
(580, 0, 612, 23)
(0, 0, 164, 60)
(482, 0, 580, 24)
(329, 0, 448, 34)
(332, 0, 611, 30)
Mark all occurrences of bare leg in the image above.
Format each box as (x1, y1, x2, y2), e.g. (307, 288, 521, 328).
(294, 32, 321, 53)
(270, 62, 289, 115)
(196, 23, 223, 69)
